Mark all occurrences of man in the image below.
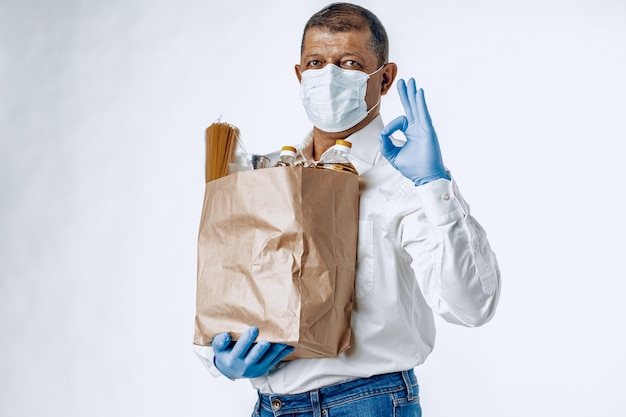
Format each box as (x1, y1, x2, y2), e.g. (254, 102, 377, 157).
(195, 3, 501, 416)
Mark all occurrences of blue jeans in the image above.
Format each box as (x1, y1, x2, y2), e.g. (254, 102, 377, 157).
(252, 370, 421, 417)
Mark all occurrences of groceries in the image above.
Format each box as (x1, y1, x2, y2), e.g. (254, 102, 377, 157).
(195, 122, 359, 359)
(204, 122, 240, 182)
(204, 121, 358, 181)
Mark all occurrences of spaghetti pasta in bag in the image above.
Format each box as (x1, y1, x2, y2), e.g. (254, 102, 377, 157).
(204, 122, 240, 182)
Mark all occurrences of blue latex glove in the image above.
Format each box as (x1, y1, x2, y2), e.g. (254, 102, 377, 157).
(380, 78, 451, 186)
(212, 326, 294, 379)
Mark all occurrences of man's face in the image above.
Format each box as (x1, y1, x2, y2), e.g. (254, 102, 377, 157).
(295, 27, 395, 135)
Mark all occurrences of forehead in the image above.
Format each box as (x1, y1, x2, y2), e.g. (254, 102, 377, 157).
(301, 28, 374, 58)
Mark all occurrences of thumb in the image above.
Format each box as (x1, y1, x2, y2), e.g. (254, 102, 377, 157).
(381, 115, 408, 138)
(380, 115, 407, 159)
(212, 332, 231, 353)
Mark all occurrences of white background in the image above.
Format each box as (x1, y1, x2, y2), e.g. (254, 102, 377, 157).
(1, 0, 625, 415)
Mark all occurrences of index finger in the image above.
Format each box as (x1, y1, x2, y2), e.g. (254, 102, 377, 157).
(397, 79, 415, 125)
(231, 326, 258, 359)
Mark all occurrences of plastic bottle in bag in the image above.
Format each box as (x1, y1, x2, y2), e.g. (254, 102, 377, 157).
(274, 146, 297, 167)
(316, 140, 358, 175)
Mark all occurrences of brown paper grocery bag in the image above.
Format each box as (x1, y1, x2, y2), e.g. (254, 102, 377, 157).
(193, 166, 359, 359)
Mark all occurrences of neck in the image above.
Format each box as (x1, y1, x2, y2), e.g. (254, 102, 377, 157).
(312, 129, 344, 160)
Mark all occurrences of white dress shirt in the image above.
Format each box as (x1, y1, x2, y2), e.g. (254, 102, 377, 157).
(194, 114, 501, 394)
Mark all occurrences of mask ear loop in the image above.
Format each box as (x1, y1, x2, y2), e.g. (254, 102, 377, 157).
(365, 64, 387, 91)
(364, 63, 386, 113)
(366, 98, 381, 114)
(367, 63, 386, 78)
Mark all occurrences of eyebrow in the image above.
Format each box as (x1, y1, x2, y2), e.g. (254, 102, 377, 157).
(302, 51, 369, 62)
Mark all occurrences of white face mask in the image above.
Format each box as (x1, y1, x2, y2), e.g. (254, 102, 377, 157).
(300, 64, 384, 133)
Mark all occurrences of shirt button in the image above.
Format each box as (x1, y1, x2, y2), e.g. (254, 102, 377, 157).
(441, 193, 450, 201)
(272, 399, 282, 411)
(473, 241, 479, 250)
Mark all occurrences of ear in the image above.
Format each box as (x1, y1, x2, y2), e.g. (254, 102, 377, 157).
(380, 62, 398, 96)
(294, 64, 302, 83)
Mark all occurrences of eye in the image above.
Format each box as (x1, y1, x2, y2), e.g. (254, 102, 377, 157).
(306, 59, 323, 69)
(341, 60, 360, 69)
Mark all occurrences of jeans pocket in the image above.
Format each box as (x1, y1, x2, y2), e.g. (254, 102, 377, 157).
(393, 395, 421, 417)
(393, 384, 421, 417)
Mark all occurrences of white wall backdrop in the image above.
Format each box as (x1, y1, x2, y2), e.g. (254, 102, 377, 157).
(1, 0, 625, 415)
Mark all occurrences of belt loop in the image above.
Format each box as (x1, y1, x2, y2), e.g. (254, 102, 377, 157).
(401, 370, 414, 401)
(310, 389, 322, 417)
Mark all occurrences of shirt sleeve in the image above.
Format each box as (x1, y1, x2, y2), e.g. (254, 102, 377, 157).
(192, 344, 224, 378)
(399, 176, 501, 327)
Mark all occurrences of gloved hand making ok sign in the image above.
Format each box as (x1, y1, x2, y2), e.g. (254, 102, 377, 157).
(212, 326, 294, 379)
(380, 78, 451, 186)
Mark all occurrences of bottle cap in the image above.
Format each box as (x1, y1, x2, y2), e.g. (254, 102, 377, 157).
(335, 140, 352, 148)
(280, 146, 297, 157)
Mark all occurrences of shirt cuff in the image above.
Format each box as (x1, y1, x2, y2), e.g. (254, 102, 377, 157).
(193, 344, 223, 378)
(414, 175, 469, 227)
